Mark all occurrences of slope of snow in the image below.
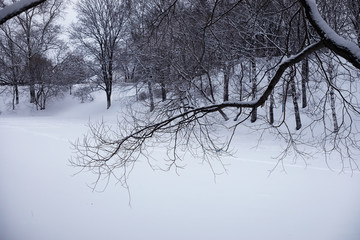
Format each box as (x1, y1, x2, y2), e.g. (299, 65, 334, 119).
(0, 87, 360, 240)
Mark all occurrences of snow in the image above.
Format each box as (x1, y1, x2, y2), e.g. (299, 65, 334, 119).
(1, 88, 360, 240)
(0, 0, 45, 24)
(304, 0, 360, 61)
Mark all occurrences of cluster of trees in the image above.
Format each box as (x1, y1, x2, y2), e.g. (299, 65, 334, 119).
(0, 0, 89, 110)
(1, 0, 360, 188)
(69, 0, 360, 189)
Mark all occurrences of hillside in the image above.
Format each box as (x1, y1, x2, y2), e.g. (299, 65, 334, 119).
(0, 86, 360, 240)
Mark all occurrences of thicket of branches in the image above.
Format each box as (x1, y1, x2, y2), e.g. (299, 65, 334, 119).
(69, 0, 360, 190)
(1, 0, 360, 190)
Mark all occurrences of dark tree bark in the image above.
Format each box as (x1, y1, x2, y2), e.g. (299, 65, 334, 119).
(301, 57, 309, 108)
(106, 88, 112, 109)
(161, 81, 167, 102)
(12, 85, 19, 110)
(223, 63, 231, 102)
(148, 81, 155, 112)
(102, 64, 113, 109)
(269, 91, 275, 125)
(250, 57, 257, 123)
(290, 67, 302, 130)
(29, 56, 36, 103)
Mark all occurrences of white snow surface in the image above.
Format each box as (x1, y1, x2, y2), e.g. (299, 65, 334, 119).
(1, 87, 360, 240)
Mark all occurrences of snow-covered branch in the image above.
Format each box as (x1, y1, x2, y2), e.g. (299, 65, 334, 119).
(300, 0, 360, 69)
(0, 0, 46, 25)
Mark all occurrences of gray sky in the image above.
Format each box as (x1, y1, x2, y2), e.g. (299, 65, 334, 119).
(62, 0, 77, 27)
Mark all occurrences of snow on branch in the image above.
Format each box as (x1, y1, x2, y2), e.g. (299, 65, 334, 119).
(300, 0, 360, 69)
(0, 0, 46, 25)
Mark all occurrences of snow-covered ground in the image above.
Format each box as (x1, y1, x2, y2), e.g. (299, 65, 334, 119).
(1, 87, 360, 240)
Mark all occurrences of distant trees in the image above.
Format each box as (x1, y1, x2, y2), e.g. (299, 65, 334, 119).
(0, 0, 48, 109)
(15, 0, 64, 103)
(29, 53, 59, 110)
(71, 0, 131, 109)
(0, 0, 95, 110)
(0, 0, 69, 110)
(56, 52, 90, 95)
(0, 22, 25, 109)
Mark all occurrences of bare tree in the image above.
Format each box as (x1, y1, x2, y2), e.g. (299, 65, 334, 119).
(0, 22, 25, 109)
(0, 0, 65, 110)
(9, 0, 65, 104)
(30, 54, 55, 110)
(71, 0, 130, 109)
(71, 0, 360, 189)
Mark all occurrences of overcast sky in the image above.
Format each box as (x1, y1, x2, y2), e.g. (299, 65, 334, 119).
(62, 0, 77, 27)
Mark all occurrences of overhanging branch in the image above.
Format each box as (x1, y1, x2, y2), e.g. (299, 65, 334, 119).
(300, 0, 360, 69)
(0, 0, 46, 25)
(108, 41, 324, 158)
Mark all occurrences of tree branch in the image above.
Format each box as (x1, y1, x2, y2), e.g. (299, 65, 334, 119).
(300, 0, 360, 69)
(0, 0, 46, 25)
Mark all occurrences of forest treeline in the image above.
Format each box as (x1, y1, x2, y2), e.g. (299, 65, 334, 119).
(2, 0, 360, 182)
(0, 0, 357, 115)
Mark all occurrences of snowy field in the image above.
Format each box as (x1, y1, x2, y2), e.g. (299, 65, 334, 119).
(1, 87, 360, 240)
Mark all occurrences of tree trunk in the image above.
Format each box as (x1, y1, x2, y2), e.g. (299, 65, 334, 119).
(35, 85, 46, 110)
(29, 82, 35, 103)
(290, 68, 302, 130)
(12, 86, 16, 110)
(266, 59, 275, 125)
(329, 87, 339, 133)
(15, 85, 19, 104)
(327, 55, 339, 133)
(106, 90, 111, 109)
(148, 81, 155, 112)
(223, 63, 230, 102)
(301, 57, 309, 108)
(28, 55, 36, 103)
(250, 57, 257, 123)
(103, 62, 112, 109)
(104, 77, 112, 109)
(161, 81, 166, 102)
(105, 79, 112, 109)
(269, 93, 275, 125)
